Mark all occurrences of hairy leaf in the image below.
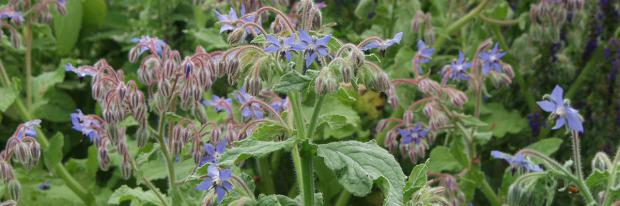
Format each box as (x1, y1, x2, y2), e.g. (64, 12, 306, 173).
(108, 185, 168, 205)
(0, 87, 17, 112)
(219, 138, 295, 166)
(273, 70, 311, 93)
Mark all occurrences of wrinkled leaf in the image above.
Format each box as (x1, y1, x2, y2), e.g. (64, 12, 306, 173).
(273, 70, 311, 94)
(219, 138, 295, 166)
(108, 185, 168, 205)
(317, 140, 405, 206)
(0, 87, 17, 112)
(53, 0, 83, 55)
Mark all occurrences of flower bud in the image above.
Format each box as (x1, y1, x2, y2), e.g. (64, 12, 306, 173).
(350, 48, 365, 69)
(201, 191, 216, 206)
(211, 127, 222, 143)
(56, 1, 68, 16)
(28, 141, 41, 168)
(0, 160, 15, 181)
(592, 152, 612, 173)
(375, 120, 388, 133)
(7, 179, 20, 201)
(158, 80, 172, 98)
(139, 59, 159, 85)
(0, 200, 17, 206)
(417, 78, 441, 94)
(164, 59, 177, 78)
(315, 68, 338, 95)
(404, 111, 414, 124)
(226, 58, 240, 85)
(98, 148, 111, 171)
(14, 143, 30, 167)
(9, 30, 20, 49)
(387, 86, 399, 108)
(310, 7, 322, 30)
(121, 156, 132, 180)
(384, 130, 399, 153)
(129, 47, 140, 63)
(244, 74, 262, 96)
(136, 126, 150, 147)
(192, 138, 204, 165)
(228, 28, 246, 45)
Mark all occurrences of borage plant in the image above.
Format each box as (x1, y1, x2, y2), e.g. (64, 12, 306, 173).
(63, 0, 419, 205)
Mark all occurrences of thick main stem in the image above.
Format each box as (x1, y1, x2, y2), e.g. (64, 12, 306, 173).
(288, 92, 314, 206)
(156, 113, 177, 196)
(306, 95, 326, 139)
(256, 157, 276, 194)
(571, 132, 596, 205)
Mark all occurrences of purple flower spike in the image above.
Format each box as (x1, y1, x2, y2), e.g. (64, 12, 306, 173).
(362, 32, 403, 51)
(537, 85, 583, 132)
(297, 30, 331, 67)
(398, 123, 428, 145)
(442, 51, 471, 81)
(479, 44, 507, 74)
(491, 151, 542, 172)
(235, 87, 264, 119)
(203, 95, 233, 115)
(195, 165, 234, 203)
(264, 35, 303, 61)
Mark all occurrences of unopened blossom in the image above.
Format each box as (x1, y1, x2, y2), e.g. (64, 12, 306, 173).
(361, 32, 403, 51)
(297, 30, 331, 67)
(195, 165, 233, 203)
(14, 120, 41, 141)
(442, 51, 471, 81)
(399, 124, 429, 145)
(491, 150, 542, 172)
(479, 44, 507, 74)
(264, 34, 303, 61)
(537, 85, 583, 132)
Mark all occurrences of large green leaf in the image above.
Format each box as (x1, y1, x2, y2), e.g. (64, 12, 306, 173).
(481, 103, 528, 138)
(316, 141, 405, 206)
(0, 87, 17, 112)
(44, 133, 65, 170)
(273, 70, 311, 94)
(257, 194, 298, 206)
(108, 185, 168, 205)
(82, 0, 107, 29)
(526, 138, 563, 156)
(427, 146, 463, 172)
(53, 0, 83, 55)
(219, 138, 295, 166)
(309, 95, 361, 139)
(33, 89, 76, 122)
(403, 161, 428, 201)
(32, 64, 66, 101)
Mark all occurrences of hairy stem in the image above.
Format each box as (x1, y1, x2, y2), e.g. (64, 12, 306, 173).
(256, 157, 276, 194)
(306, 95, 326, 139)
(479, 176, 501, 206)
(288, 92, 314, 206)
(433, 0, 491, 49)
(571, 132, 596, 205)
(156, 113, 177, 196)
(129, 157, 169, 206)
(602, 146, 620, 206)
(334, 190, 351, 206)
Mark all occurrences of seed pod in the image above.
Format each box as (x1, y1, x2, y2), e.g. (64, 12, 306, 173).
(7, 179, 20, 201)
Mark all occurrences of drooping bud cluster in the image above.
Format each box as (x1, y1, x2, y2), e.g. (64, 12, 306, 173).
(411, 11, 435, 45)
(0, 0, 67, 48)
(428, 173, 466, 206)
(529, 0, 584, 43)
(0, 120, 43, 201)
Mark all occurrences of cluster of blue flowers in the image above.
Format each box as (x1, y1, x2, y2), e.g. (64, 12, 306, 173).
(264, 30, 331, 67)
(196, 140, 233, 203)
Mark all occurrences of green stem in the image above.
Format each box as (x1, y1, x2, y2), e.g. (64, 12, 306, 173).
(334, 190, 351, 206)
(433, 0, 491, 49)
(602, 146, 620, 206)
(23, 2, 33, 111)
(306, 95, 326, 140)
(288, 92, 314, 206)
(479, 15, 519, 26)
(15, 99, 95, 205)
(256, 157, 276, 194)
(571, 132, 596, 205)
(478, 176, 501, 206)
(129, 158, 169, 206)
(156, 113, 176, 195)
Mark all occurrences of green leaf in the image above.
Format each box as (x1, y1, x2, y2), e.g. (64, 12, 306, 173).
(140, 157, 194, 182)
(219, 138, 295, 166)
(461, 115, 488, 127)
(82, 0, 107, 29)
(403, 161, 428, 201)
(354, 0, 374, 19)
(108, 185, 168, 205)
(0, 87, 17, 112)
(427, 146, 462, 172)
(257, 194, 298, 206)
(526, 138, 563, 156)
(33, 89, 76, 122)
(44, 133, 65, 169)
(53, 0, 83, 55)
(273, 70, 311, 93)
(310, 96, 361, 139)
(586, 170, 608, 191)
(251, 121, 287, 141)
(189, 28, 228, 50)
(32, 63, 66, 101)
(316, 140, 405, 206)
(481, 103, 528, 138)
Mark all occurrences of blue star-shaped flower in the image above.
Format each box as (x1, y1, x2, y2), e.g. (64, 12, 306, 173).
(442, 51, 471, 81)
(235, 88, 264, 119)
(131, 36, 167, 57)
(264, 34, 304, 61)
(479, 44, 506, 74)
(195, 165, 233, 203)
(214, 6, 258, 34)
(398, 124, 428, 145)
(537, 85, 583, 132)
(491, 150, 543, 172)
(200, 140, 227, 166)
(70, 109, 104, 143)
(361, 32, 403, 51)
(202, 95, 233, 115)
(297, 30, 331, 67)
